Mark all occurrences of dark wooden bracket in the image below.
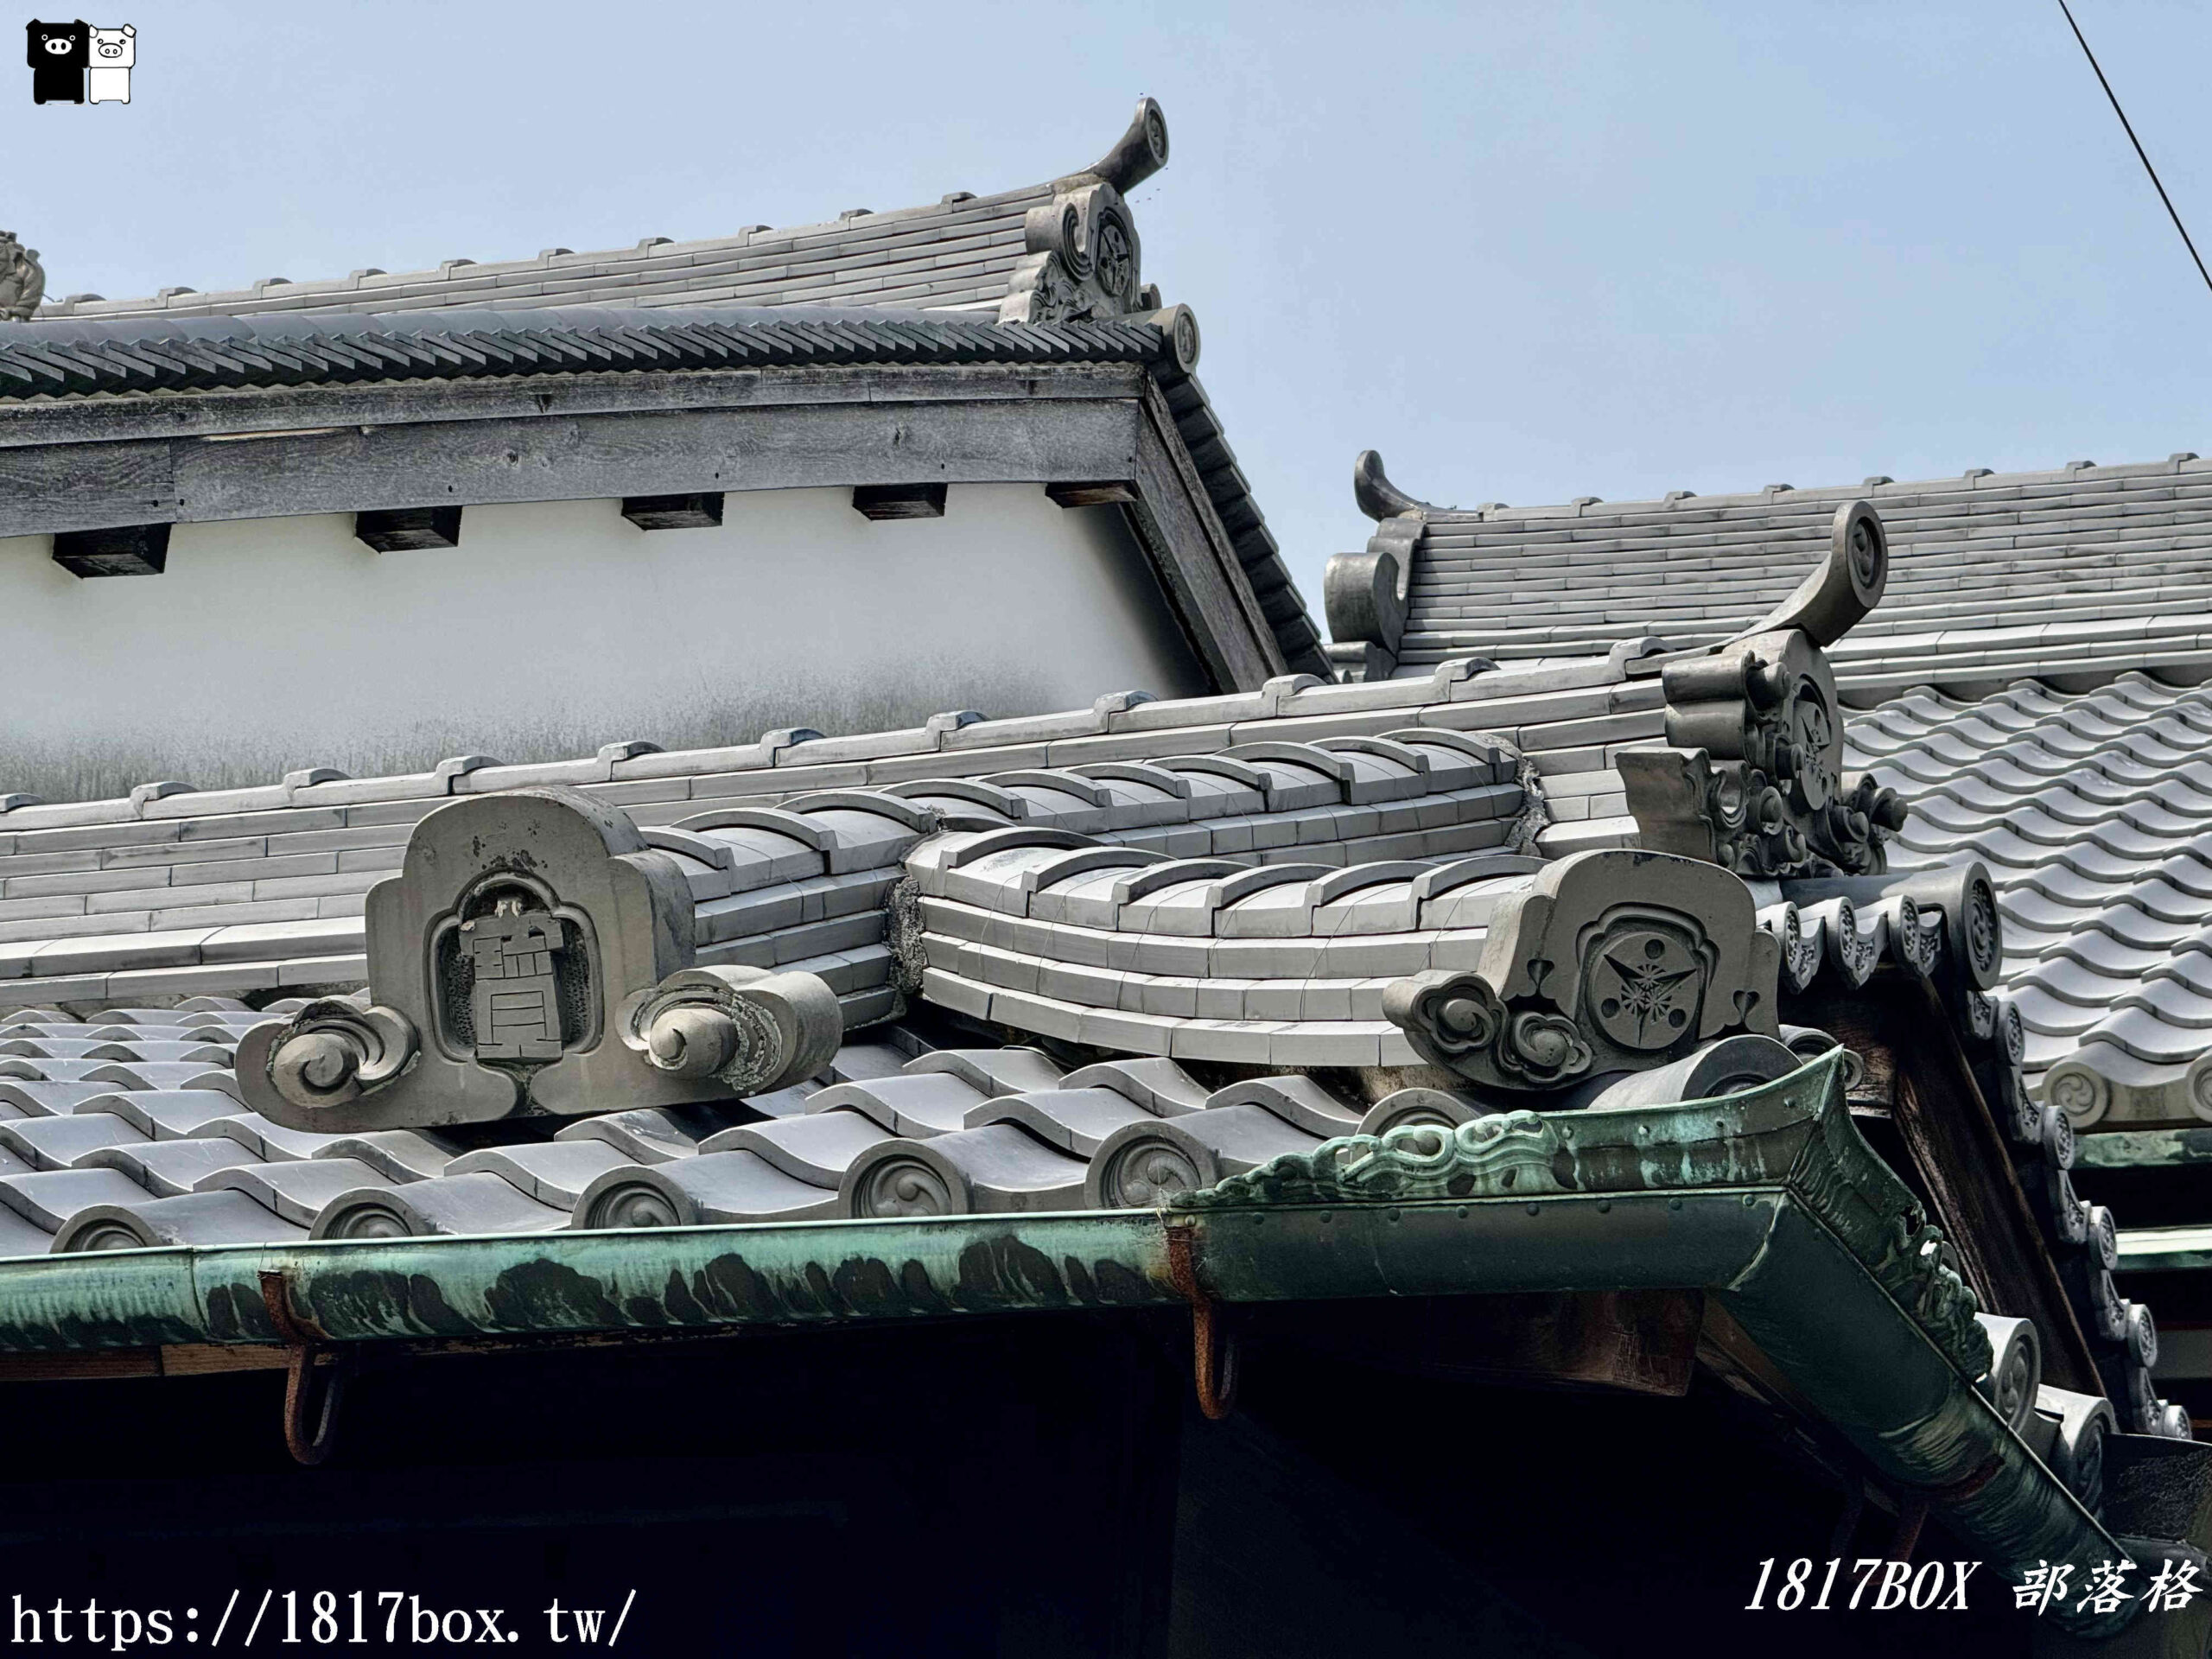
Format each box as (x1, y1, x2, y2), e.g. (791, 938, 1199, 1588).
(1046, 480, 1140, 508)
(354, 505, 461, 552)
(1887, 1494, 1929, 1563)
(621, 491, 724, 530)
(1166, 1225, 1237, 1421)
(1886, 1453, 1999, 1562)
(851, 482, 948, 521)
(258, 1269, 352, 1466)
(1827, 1477, 1867, 1557)
(52, 522, 169, 576)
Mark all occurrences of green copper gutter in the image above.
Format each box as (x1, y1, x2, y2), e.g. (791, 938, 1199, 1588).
(2076, 1128, 2212, 1173)
(0, 1053, 2140, 1632)
(0, 1211, 1185, 1351)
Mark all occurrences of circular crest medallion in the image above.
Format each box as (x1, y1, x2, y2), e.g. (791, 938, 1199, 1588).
(1587, 927, 1706, 1050)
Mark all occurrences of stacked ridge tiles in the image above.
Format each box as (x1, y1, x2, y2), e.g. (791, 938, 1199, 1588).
(1363, 455, 2212, 698)
(0, 657, 1651, 1013)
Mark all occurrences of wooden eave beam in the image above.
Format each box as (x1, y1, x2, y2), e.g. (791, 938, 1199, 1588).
(0, 365, 1284, 690)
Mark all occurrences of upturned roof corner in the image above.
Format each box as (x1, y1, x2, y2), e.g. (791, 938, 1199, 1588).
(1351, 449, 1440, 523)
(1617, 504, 1909, 882)
(1001, 99, 1174, 326)
(1323, 452, 1445, 680)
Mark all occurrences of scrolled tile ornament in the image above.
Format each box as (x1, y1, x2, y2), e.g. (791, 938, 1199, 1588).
(1498, 1010, 1594, 1084)
(261, 999, 420, 1110)
(1000, 98, 1168, 324)
(618, 965, 841, 1096)
(1618, 501, 1910, 880)
(0, 231, 44, 321)
(1004, 185, 1144, 323)
(1403, 975, 1503, 1059)
(239, 785, 838, 1134)
(1382, 849, 1779, 1096)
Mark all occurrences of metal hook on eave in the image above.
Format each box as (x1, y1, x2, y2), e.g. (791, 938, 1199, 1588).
(1166, 1224, 1238, 1421)
(258, 1268, 351, 1467)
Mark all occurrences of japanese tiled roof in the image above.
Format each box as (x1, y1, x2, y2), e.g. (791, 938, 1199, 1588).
(1323, 451, 2212, 1120)
(34, 173, 1054, 326)
(0, 1014, 1449, 1253)
(0, 588, 2167, 1497)
(0, 301, 1326, 680)
(0, 654, 1592, 1255)
(0, 653, 1637, 1014)
(1365, 454, 2212, 699)
(3, 98, 1330, 680)
(1852, 672, 2212, 1124)
(0, 305, 1170, 403)
(0, 640, 1984, 1258)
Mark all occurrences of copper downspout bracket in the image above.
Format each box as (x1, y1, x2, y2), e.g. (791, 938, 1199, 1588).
(258, 1269, 351, 1466)
(1166, 1224, 1238, 1421)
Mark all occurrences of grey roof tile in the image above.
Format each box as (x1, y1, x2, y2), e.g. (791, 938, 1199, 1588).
(52, 1189, 308, 1249)
(698, 1110, 890, 1185)
(0, 1165, 154, 1230)
(1352, 454, 2212, 694)
(0, 305, 1170, 403)
(551, 1102, 751, 1164)
(202, 1157, 395, 1225)
(310, 1128, 459, 1182)
(1850, 671, 2212, 1125)
(0, 1203, 60, 1253)
(967, 1087, 1156, 1155)
(842, 1122, 1088, 1217)
(572, 1150, 841, 1230)
(312, 1172, 570, 1239)
(80, 1136, 260, 1196)
(0, 1112, 146, 1169)
(443, 1141, 632, 1209)
(18, 170, 1033, 327)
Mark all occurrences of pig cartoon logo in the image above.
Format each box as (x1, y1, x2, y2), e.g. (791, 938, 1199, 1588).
(25, 20, 88, 105)
(86, 23, 130, 103)
(24, 20, 130, 105)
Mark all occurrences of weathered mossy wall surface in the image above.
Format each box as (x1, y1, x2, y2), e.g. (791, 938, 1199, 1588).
(0, 485, 1203, 803)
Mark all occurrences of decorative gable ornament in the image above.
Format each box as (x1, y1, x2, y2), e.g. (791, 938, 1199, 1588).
(1617, 501, 1909, 880)
(238, 786, 840, 1132)
(1001, 98, 1169, 325)
(0, 231, 44, 322)
(1383, 849, 1781, 1093)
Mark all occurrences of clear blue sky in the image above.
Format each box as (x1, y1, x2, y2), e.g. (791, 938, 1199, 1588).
(10, 1, 2208, 611)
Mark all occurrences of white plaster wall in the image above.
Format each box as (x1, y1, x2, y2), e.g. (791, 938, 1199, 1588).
(0, 485, 1210, 801)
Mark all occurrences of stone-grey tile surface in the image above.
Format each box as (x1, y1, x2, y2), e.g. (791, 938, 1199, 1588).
(0, 997, 1387, 1254)
(1850, 671, 2212, 1127)
(1336, 454, 2212, 699)
(0, 662, 1601, 1009)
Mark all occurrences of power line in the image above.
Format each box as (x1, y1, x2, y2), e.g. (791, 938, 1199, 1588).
(2056, 0, 2212, 298)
